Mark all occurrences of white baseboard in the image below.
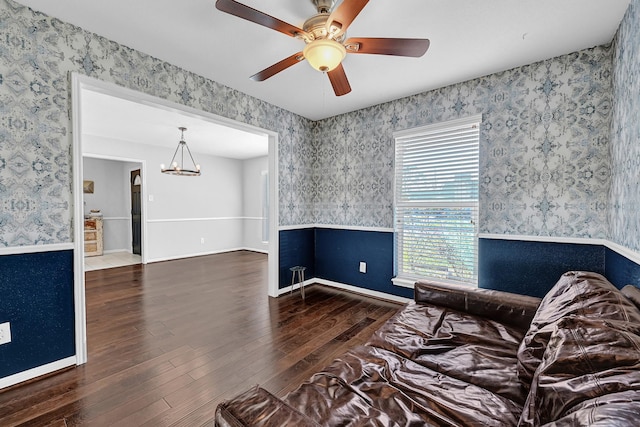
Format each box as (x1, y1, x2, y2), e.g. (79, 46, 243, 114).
(239, 247, 268, 254)
(277, 278, 314, 295)
(278, 277, 411, 304)
(103, 248, 132, 254)
(147, 247, 266, 263)
(0, 356, 76, 390)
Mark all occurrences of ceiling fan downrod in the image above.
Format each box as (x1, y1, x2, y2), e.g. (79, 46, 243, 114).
(312, 0, 335, 14)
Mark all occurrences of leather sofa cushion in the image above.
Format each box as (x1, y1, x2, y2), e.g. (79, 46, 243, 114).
(538, 396, 640, 427)
(517, 271, 640, 392)
(519, 316, 640, 426)
(285, 345, 522, 426)
(367, 301, 528, 404)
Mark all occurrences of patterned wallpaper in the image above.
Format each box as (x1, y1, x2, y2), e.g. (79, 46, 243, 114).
(311, 46, 613, 238)
(0, 0, 312, 247)
(0, 0, 629, 247)
(610, 0, 640, 252)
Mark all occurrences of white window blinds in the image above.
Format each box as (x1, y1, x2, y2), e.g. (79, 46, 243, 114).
(394, 115, 480, 285)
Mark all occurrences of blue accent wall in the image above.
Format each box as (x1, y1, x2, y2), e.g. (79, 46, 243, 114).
(279, 228, 315, 289)
(313, 228, 412, 299)
(0, 250, 75, 378)
(279, 229, 640, 300)
(605, 247, 640, 289)
(279, 228, 415, 298)
(478, 239, 606, 298)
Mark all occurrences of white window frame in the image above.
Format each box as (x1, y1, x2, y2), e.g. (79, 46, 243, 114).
(392, 114, 481, 288)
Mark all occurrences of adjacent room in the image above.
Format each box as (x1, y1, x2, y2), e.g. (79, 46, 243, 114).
(78, 88, 271, 270)
(1, 0, 639, 425)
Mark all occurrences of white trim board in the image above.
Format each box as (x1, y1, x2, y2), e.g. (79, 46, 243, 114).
(103, 249, 134, 255)
(147, 217, 262, 223)
(278, 224, 394, 233)
(0, 356, 76, 391)
(278, 277, 411, 304)
(0, 243, 74, 256)
(146, 247, 268, 263)
(478, 233, 604, 245)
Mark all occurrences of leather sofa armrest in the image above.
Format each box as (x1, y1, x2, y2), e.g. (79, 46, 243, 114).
(414, 280, 541, 330)
(215, 386, 320, 427)
(622, 285, 640, 310)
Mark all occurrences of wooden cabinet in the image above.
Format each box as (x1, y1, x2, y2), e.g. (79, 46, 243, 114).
(84, 217, 103, 257)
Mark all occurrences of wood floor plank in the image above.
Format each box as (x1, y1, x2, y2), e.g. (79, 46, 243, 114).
(0, 251, 402, 426)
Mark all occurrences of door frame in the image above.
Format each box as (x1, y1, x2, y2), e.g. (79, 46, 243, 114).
(71, 73, 280, 365)
(82, 154, 147, 260)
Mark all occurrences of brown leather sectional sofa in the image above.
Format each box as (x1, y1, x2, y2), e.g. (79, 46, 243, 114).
(215, 271, 640, 426)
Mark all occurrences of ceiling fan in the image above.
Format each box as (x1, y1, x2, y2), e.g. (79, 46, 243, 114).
(215, 0, 430, 96)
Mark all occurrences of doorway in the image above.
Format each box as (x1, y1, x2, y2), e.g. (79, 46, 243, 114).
(130, 169, 142, 256)
(71, 73, 280, 365)
(82, 156, 144, 272)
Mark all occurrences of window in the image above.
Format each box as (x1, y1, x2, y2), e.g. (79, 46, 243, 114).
(393, 115, 480, 286)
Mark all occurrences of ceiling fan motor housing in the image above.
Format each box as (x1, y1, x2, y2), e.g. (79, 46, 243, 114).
(303, 13, 344, 43)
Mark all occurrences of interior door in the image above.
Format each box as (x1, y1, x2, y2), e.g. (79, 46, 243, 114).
(130, 169, 142, 255)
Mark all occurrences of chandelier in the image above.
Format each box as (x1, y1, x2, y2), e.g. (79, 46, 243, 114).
(160, 127, 201, 176)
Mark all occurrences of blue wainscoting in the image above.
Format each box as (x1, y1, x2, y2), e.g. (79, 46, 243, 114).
(314, 228, 412, 299)
(0, 250, 75, 378)
(279, 228, 640, 300)
(279, 228, 316, 289)
(605, 247, 640, 288)
(478, 239, 607, 298)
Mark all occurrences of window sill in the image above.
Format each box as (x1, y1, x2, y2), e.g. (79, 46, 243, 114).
(393, 276, 478, 289)
(392, 277, 417, 289)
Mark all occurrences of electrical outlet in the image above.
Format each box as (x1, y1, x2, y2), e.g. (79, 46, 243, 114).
(0, 322, 11, 345)
(200, 237, 205, 244)
(359, 262, 367, 274)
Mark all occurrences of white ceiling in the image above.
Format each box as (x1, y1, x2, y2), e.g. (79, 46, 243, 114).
(82, 89, 268, 160)
(15, 0, 631, 121)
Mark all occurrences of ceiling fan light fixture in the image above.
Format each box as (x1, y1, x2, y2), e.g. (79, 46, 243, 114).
(303, 39, 346, 72)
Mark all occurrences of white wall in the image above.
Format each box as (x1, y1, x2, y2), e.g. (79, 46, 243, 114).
(83, 134, 267, 262)
(82, 157, 134, 253)
(242, 156, 269, 252)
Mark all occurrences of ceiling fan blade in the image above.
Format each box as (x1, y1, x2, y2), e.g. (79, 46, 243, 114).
(327, 64, 351, 96)
(326, 0, 369, 36)
(250, 52, 305, 81)
(216, 0, 307, 38)
(344, 37, 430, 57)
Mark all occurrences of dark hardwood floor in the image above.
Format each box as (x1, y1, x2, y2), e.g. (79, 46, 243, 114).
(0, 251, 402, 426)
